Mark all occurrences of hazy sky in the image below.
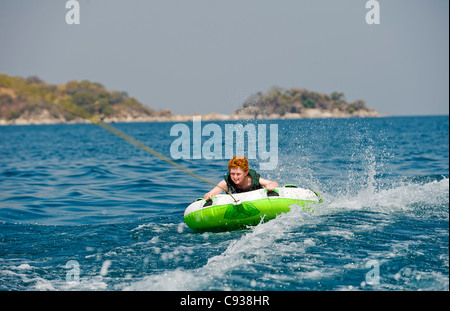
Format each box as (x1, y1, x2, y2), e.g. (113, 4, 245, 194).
(0, 0, 448, 116)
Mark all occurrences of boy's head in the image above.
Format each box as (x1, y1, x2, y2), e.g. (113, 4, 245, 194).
(228, 156, 249, 173)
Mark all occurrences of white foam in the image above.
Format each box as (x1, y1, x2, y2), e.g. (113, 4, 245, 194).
(125, 177, 449, 291)
(125, 208, 320, 290)
(100, 260, 112, 276)
(15, 263, 33, 270)
(327, 177, 449, 215)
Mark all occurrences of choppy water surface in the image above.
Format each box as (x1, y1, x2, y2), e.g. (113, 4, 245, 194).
(0, 116, 448, 291)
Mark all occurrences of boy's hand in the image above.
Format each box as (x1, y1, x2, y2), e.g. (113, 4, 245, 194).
(265, 182, 278, 192)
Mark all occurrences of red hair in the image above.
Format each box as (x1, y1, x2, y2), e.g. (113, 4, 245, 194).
(228, 156, 249, 172)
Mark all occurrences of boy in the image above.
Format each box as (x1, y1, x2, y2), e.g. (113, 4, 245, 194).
(204, 156, 278, 200)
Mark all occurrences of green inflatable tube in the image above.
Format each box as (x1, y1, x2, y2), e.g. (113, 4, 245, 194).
(184, 185, 322, 231)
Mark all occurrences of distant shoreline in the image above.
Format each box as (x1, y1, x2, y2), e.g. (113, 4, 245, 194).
(0, 74, 385, 126)
(0, 109, 387, 126)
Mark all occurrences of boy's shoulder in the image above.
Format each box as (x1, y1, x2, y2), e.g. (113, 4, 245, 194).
(248, 169, 260, 178)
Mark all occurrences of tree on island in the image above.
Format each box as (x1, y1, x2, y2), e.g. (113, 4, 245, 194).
(235, 87, 372, 117)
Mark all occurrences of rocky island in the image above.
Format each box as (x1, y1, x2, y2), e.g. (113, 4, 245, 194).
(0, 74, 380, 125)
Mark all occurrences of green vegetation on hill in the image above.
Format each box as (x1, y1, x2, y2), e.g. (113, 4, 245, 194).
(0, 74, 378, 123)
(0, 74, 160, 122)
(235, 87, 375, 117)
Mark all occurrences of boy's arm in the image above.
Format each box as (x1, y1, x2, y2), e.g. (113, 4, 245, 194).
(204, 180, 228, 200)
(259, 178, 279, 191)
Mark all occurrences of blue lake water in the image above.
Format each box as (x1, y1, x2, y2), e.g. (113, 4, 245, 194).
(0, 116, 448, 291)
